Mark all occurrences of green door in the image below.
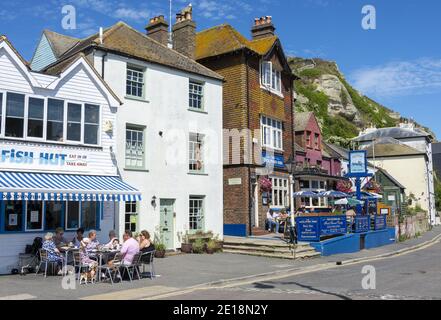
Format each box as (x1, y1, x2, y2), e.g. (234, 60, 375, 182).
(160, 199, 175, 250)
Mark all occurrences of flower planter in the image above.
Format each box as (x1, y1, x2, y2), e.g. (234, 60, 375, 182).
(155, 250, 166, 259)
(181, 243, 193, 254)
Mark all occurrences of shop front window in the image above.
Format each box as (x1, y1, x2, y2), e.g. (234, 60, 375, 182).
(271, 177, 289, 208)
(82, 202, 98, 231)
(45, 201, 63, 230)
(66, 201, 80, 230)
(26, 201, 43, 231)
(4, 200, 23, 232)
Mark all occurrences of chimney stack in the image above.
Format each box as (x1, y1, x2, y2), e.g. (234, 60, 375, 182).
(146, 15, 170, 46)
(172, 5, 196, 59)
(251, 16, 276, 40)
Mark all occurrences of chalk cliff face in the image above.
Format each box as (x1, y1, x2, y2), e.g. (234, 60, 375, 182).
(289, 57, 430, 146)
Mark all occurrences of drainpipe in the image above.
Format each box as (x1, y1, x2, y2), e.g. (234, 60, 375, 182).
(246, 53, 253, 237)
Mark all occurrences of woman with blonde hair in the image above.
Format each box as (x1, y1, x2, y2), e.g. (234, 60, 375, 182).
(42, 232, 64, 274)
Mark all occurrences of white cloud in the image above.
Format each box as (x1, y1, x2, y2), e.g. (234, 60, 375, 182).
(349, 58, 441, 98)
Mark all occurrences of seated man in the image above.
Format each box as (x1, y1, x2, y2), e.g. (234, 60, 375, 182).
(53, 228, 68, 248)
(120, 230, 140, 265)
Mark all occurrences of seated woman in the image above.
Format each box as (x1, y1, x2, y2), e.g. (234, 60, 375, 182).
(72, 228, 84, 248)
(138, 230, 155, 253)
(42, 233, 64, 275)
(80, 238, 98, 267)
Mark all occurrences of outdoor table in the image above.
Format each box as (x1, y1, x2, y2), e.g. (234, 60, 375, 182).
(59, 247, 79, 276)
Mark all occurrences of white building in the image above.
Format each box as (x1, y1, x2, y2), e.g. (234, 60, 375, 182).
(0, 36, 141, 274)
(353, 124, 437, 224)
(31, 15, 224, 249)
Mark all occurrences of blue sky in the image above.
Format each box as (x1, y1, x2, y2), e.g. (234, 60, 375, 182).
(1, 0, 440, 138)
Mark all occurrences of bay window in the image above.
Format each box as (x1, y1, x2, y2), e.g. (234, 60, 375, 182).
(67, 103, 82, 142)
(5, 93, 25, 138)
(47, 98, 65, 142)
(27, 97, 44, 138)
(261, 61, 282, 94)
(261, 116, 283, 150)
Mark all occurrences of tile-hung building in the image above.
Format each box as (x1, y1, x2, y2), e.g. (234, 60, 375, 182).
(293, 112, 346, 209)
(0, 36, 141, 274)
(195, 17, 296, 236)
(31, 12, 224, 249)
(354, 124, 437, 225)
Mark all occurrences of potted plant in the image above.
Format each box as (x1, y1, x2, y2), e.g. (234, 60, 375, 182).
(154, 242, 167, 258)
(178, 231, 193, 254)
(205, 239, 217, 254)
(192, 239, 205, 254)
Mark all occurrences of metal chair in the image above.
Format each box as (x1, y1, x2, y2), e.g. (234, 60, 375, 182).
(98, 252, 123, 285)
(120, 253, 142, 282)
(35, 249, 56, 277)
(141, 250, 156, 280)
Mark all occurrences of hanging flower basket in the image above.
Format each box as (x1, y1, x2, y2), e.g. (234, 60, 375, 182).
(336, 180, 353, 193)
(365, 180, 382, 194)
(259, 177, 272, 193)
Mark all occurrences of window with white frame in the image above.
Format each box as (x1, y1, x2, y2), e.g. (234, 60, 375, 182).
(300, 179, 327, 208)
(189, 81, 204, 110)
(47, 98, 65, 142)
(261, 116, 283, 150)
(126, 66, 144, 98)
(27, 97, 44, 139)
(5, 93, 25, 138)
(84, 104, 100, 145)
(189, 133, 204, 172)
(125, 201, 138, 232)
(189, 196, 205, 231)
(126, 126, 145, 169)
(0, 93, 3, 134)
(261, 61, 282, 94)
(67, 102, 82, 142)
(271, 177, 289, 208)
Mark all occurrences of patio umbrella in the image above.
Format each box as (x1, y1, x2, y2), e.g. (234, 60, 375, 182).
(293, 191, 318, 198)
(317, 190, 348, 198)
(334, 198, 348, 205)
(335, 198, 364, 206)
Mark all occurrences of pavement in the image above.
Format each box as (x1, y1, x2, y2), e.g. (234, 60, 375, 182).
(0, 226, 440, 300)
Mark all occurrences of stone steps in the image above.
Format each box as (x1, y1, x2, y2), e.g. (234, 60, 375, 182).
(222, 249, 321, 260)
(222, 236, 320, 260)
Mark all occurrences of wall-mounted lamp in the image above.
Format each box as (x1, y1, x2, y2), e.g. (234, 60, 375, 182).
(159, 131, 163, 137)
(151, 196, 157, 209)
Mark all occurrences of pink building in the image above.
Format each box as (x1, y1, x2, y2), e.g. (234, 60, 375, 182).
(294, 112, 346, 209)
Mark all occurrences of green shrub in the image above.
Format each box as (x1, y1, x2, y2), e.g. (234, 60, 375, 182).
(192, 239, 205, 254)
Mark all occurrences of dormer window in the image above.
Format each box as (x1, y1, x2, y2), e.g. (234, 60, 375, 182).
(261, 61, 282, 94)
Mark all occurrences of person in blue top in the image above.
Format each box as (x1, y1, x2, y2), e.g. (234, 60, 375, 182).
(42, 232, 64, 274)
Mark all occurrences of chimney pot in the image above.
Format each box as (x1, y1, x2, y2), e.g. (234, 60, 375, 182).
(146, 15, 170, 47)
(172, 5, 196, 59)
(251, 16, 276, 40)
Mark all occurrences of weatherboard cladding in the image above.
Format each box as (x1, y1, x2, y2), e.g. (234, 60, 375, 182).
(30, 33, 57, 72)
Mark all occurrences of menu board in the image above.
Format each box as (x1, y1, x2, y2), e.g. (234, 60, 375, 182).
(320, 216, 347, 236)
(296, 217, 320, 242)
(355, 216, 370, 233)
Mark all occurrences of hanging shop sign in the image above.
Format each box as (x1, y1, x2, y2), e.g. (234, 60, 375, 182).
(348, 150, 368, 177)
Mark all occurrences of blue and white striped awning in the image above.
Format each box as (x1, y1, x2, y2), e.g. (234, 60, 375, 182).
(0, 172, 142, 202)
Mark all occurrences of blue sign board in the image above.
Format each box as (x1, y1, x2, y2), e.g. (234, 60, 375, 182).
(262, 151, 285, 169)
(296, 217, 320, 242)
(320, 216, 347, 236)
(347, 150, 368, 178)
(374, 215, 387, 230)
(355, 216, 370, 233)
